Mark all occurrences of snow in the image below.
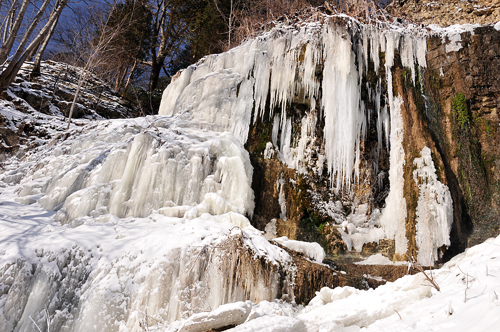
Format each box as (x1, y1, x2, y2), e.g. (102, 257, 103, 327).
(227, 315, 305, 332)
(495, 21, 500, 31)
(273, 237, 325, 263)
(356, 253, 406, 266)
(176, 301, 252, 332)
(0, 97, 293, 331)
(189, 234, 500, 332)
(0, 185, 293, 331)
(428, 24, 479, 53)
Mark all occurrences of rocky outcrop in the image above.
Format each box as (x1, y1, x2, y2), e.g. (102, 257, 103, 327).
(387, 0, 500, 26)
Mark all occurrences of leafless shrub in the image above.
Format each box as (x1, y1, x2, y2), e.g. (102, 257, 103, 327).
(408, 256, 441, 292)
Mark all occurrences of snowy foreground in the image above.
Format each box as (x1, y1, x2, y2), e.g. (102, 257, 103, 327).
(4, 179, 497, 332)
(0, 111, 297, 331)
(170, 235, 500, 332)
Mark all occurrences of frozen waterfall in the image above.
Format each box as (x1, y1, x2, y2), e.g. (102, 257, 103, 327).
(158, 16, 446, 259)
(0, 13, 457, 332)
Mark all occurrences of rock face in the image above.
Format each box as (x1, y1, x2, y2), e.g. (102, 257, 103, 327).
(387, 0, 500, 26)
(159, 13, 458, 265)
(423, 25, 500, 248)
(245, 17, 500, 264)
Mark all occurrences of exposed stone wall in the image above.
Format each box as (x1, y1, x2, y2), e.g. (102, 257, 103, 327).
(424, 25, 500, 248)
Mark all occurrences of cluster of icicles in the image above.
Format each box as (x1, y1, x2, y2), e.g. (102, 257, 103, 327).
(159, 19, 427, 194)
(159, 17, 453, 261)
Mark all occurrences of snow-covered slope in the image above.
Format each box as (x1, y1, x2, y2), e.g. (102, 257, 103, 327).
(0, 102, 297, 330)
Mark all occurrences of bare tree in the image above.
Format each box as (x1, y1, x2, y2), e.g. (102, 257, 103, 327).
(147, 0, 197, 91)
(213, 0, 241, 50)
(66, 6, 127, 129)
(0, 0, 68, 93)
(0, 0, 31, 65)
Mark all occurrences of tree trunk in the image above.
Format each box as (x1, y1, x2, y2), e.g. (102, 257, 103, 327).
(31, 14, 60, 79)
(123, 59, 138, 90)
(114, 65, 128, 92)
(148, 56, 164, 92)
(67, 71, 88, 130)
(1, 0, 17, 45)
(8, 0, 53, 64)
(0, 0, 30, 65)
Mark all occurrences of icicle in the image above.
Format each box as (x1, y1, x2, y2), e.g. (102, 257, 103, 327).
(253, 40, 271, 122)
(280, 117, 293, 165)
(322, 24, 363, 193)
(302, 41, 321, 111)
(379, 95, 407, 255)
(277, 175, 287, 220)
(272, 115, 280, 146)
(269, 34, 297, 116)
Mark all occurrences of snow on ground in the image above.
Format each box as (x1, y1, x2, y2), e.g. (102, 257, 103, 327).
(0, 182, 293, 331)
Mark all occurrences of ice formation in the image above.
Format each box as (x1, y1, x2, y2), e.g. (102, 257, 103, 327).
(379, 96, 408, 255)
(0, 189, 293, 331)
(17, 118, 254, 223)
(159, 17, 432, 256)
(0, 13, 468, 332)
(413, 147, 453, 265)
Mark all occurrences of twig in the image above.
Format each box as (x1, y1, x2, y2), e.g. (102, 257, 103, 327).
(464, 272, 469, 303)
(29, 316, 43, 332)
(409, 257, 440, 291)
(394, 309, 402, 320)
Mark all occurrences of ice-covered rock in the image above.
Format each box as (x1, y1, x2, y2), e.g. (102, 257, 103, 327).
(273, 237, 325, 263)
(177, 301, 252, 332)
